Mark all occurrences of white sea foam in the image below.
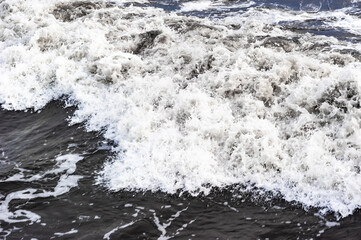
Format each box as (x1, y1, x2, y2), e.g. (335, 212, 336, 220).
(1, 0, 361, 218)
(180, 0, 214, 12)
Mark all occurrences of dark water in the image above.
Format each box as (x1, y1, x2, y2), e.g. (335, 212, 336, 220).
(1, 0, 361, 239)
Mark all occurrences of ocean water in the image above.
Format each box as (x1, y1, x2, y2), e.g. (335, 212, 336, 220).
(1, 0, 361, 239)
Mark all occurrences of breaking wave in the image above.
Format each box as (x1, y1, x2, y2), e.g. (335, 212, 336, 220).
(1, 0, 361, 218)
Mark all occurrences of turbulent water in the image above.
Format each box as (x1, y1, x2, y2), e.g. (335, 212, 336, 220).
(1, 0, 361, 239)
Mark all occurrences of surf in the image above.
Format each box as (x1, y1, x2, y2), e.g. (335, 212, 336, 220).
(1, 0, 361, 219)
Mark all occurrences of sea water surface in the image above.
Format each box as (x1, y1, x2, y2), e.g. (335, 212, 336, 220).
(1, 0, 361, 239)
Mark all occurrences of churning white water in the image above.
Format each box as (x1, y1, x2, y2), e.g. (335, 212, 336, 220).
(1, 0, 361, 218)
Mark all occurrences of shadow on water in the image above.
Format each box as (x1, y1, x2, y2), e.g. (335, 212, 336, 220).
(0, 101, 360, 239)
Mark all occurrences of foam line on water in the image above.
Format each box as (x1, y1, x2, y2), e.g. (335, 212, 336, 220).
(103, 221, 136, 240)
(0, 154, 83, 223)
(178, 0, 255, 12)
(53, 228, 79, 237)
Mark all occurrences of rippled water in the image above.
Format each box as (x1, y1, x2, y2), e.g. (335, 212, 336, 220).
(1, 0, 361, 239)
